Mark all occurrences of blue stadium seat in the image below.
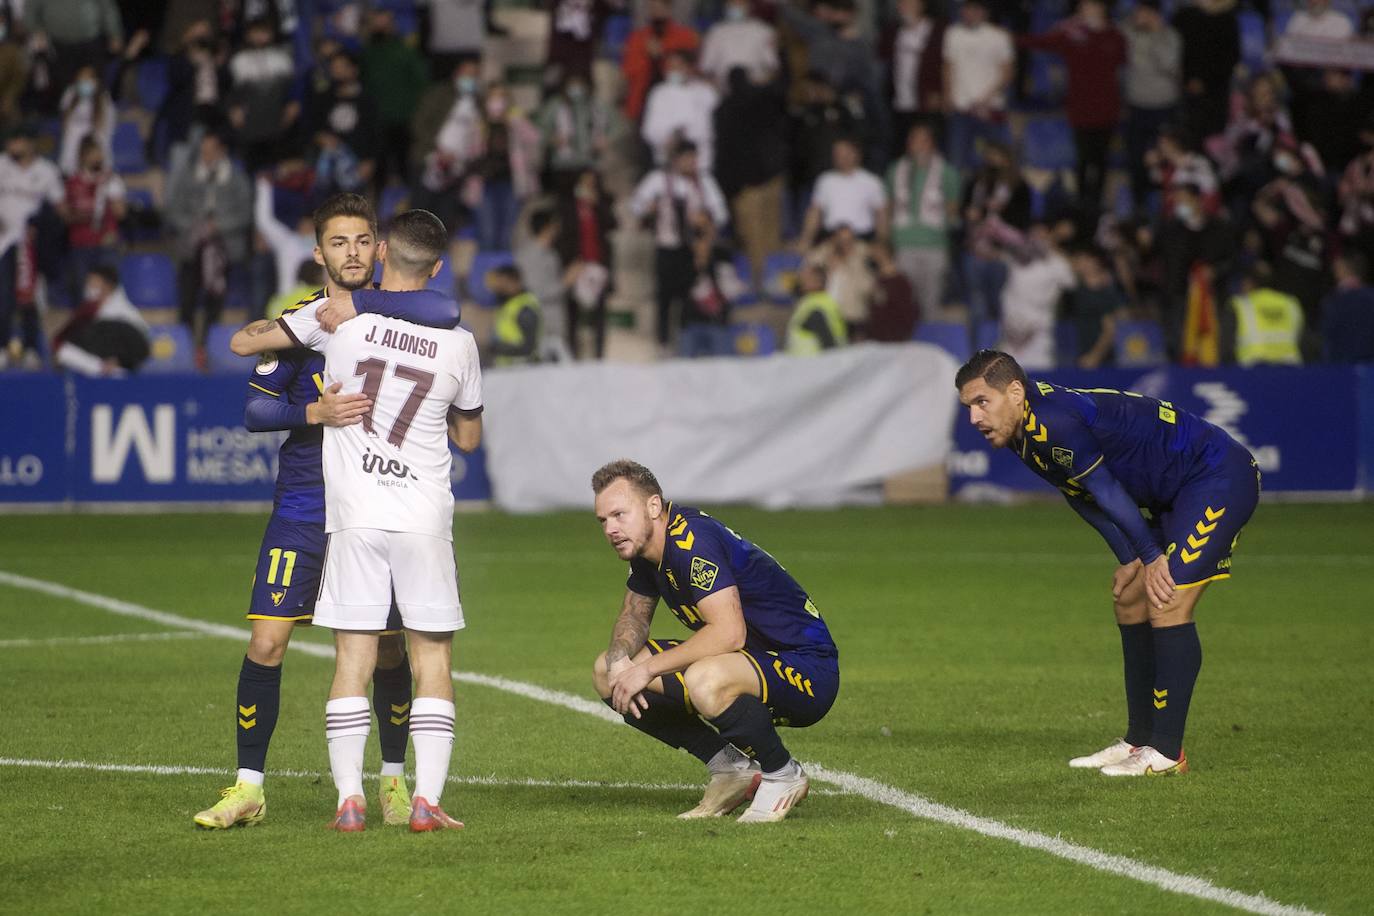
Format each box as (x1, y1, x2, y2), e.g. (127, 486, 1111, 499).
(1023, 118, 1076, 172)
(1054, 321, 1080, 366)
(426, 256, 456, 295)
(1115, 319, 1167, 367)
(112, 121, 147, 174)
(142, 324, 196, 373)
(763, 251, 802, 302)
(121, 253, 177, 308)
(731, 322, 777, 357)
(206, 324, 256, 374)
(913, 321, 970, 363)
(467, 251, 514, 306)
(975, 319, 1000, 351)
(136, 57, 170, 112)
(601, 15, 633, 61)
(378, 185, 409, 221)
(1025, 53, 1064, 107)
(1239, 11, 1267, 74)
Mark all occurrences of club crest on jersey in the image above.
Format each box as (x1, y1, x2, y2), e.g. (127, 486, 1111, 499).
(689, 557, 719, 591)
(1052, 447, 1074, 469)
(255, 353, 279, 375)
(666, 569, 679, 590)
(270, 590, 286, 607)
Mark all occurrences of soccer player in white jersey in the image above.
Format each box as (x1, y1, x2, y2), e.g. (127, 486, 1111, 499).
(230, 210, 483, 832)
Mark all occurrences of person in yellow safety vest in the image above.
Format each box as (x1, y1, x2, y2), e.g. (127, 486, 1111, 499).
(487, 265, 542, 366)
(265, 261, 325, 321)
(785, 263, 848, 356)
(1225, 262, 1303, 367)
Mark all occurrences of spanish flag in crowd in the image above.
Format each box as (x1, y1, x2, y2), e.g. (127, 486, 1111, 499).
(1180, 262, 1219, 367)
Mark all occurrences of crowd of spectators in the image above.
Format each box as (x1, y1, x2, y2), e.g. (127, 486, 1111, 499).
(0, 0, 1372, 374)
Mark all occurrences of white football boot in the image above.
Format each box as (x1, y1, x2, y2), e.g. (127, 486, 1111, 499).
(737, 761, 809, 824)
(1100, 745, 1189, 777)
(1068, 738, 1137, 769)
(678, 764, 762, 819)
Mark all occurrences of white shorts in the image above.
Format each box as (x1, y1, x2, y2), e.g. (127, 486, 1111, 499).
(314, 529, 465, 633)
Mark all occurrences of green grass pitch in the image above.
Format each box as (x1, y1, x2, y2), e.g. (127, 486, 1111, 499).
(1, 503, 1370, 914)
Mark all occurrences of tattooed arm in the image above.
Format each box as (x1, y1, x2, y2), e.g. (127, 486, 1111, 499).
(229, 317, 297, 356)
(605, 590, 656, 674)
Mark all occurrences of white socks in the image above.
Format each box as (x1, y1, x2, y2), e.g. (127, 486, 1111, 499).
(236, 768, 265, 787)
(380, 761, 405, 778)
(706, 745, 754, 776)
(410, 697, 455, 804)
(763, 758, 801, 780)
(325, 697, 371, 806)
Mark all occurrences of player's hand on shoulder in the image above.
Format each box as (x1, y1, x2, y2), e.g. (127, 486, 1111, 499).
(307, 381, 372, 427)
(315, 296, 358, 333)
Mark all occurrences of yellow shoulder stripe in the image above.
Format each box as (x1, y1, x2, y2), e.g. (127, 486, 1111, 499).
(1067, 455, 1104, 483)
(281, 289, 327, 316)
(248, 382, 281, 397)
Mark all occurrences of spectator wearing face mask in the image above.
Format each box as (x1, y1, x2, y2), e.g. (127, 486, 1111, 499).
(0, 121, 67, 369)
(53, 264, 150, 376)
(699, 0, 778, 89)
(473, 83, 542, 251)
(538, 74, 617, 191)
(641, 49, 718, 172)
(63, 133, 125, 303)
(411, 59, 485, 238)
(1158, 182, 1237, 357)
(622, 0, 699, 122)
(57, 63, 115, 175)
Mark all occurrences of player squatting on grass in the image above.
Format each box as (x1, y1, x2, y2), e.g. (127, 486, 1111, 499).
(592, 460, 841, 822)
(956, 349, 1261, 776)
(230, 208, 483, 831)
(194, 193, 463, 831)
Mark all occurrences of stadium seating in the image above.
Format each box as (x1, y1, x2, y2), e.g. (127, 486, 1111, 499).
(731, 322, 778, 357)
(762, 251, 802, 302)
(136, 57, 170, 112)
(427, 255, 456, 295)
(141, 324, 196, 373)
(601, 15, 633, 60)
(112, 121, 147, 174)
(1023, 118, 1076, 172)
(913, 321, 971, 363)
(467, 251, 514, 307)
(121, 253, 177, 308)
(206, 324, 257, 375)
(975, 319, 1000, 352)
(1054, 321, 1080, 366)
(1114, 319, 1168, 367)
(1238, 11, 1269, 74)
(378, 184, 409, 221)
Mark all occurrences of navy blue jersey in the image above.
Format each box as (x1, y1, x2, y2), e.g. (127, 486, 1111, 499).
(247, 292, 326, 524)
(1018, 382, 1238, 513)
(626, 504, 836, 655)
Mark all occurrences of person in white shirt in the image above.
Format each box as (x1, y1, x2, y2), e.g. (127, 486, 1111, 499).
(641, 50, 720, 173)
(699, 0, 779, 89)
(941, 0, 1013, 169)
(1284, 0, 1354, 40)
(630, 141, 729, 347)
(799, 136, 889, 251)
(231, 209, 483, 834)
(996, 222, 1075, 370)
(0, 123, 66, 368)
(57, 64, 116, 176)
(254, 175, 318, 302)
(54, 264, 151, 375)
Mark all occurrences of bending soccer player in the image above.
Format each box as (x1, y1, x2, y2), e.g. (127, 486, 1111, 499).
(591, 461, 840, 823)
(195, 194, 463, 830)
(955, 350, 1261, 776)
(231, 210, 482, 832)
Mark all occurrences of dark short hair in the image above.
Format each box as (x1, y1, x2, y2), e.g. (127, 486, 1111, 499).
(1246, 260, 1274, 287)
(591, 460, 664, 499)
(487, 264, 521, 284)
(88, 263, 120, 288)
(671, 139, 698, 159)
(954, 349, 1029, 392)
(385, 208, 448, 279)
(295, 259, 324, 286)
(313, 193, 378, 245)
(1338, 250, 1370, 283)
(528, 207, 559, 237)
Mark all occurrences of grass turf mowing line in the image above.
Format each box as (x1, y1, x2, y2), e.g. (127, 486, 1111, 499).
(0, 568, 1321, 916)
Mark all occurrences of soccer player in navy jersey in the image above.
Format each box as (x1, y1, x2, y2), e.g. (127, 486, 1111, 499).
(194, 194, 461, 829)
(591, 460, 840, 822)
(955, 350, 1261, 776)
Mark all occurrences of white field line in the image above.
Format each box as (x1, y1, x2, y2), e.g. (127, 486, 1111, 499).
(0, 570, 1321, 916)
(0, 632, 205, 649)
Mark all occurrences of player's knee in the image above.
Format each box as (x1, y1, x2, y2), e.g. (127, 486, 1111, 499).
(683, 661, 740, 719)
(592, 652, 611, 697)
(247, 631, 289, 667)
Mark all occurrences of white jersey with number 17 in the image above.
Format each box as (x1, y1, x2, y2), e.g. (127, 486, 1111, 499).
(279, 302, 483, 541)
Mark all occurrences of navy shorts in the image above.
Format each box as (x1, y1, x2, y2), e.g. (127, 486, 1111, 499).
(248, 514, 400, 630)
(646, 638, 840, 728)
(1152, 443, 1261, 589)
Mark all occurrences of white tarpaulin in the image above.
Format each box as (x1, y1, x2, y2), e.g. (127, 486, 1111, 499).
(481, 342, 959, 512)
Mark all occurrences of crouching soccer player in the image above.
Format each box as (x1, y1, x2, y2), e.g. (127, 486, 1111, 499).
(194, 194, 462, 829)
(591, 461, 840, 822)
(955, 350, 1261, 776)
